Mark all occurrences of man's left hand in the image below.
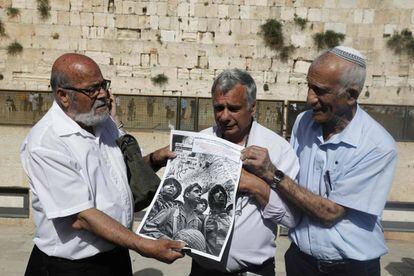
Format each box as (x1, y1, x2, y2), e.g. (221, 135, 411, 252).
(241, 145, 276, 183)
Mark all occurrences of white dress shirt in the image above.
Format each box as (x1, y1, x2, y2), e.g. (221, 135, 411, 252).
(20, 101, 134, 260)
(195, 121, 300, 272)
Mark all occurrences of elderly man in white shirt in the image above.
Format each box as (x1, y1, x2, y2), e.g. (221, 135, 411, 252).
(20, 53, 184, 276)
(190, 69, 300, 276)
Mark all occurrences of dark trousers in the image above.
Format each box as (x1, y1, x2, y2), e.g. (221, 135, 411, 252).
(285, 243, 381, 276)
(25, 245, 133, 276)
(190, 258, 275, 276)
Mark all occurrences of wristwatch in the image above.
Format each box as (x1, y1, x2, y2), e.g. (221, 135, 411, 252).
(269, 170, 285, 190)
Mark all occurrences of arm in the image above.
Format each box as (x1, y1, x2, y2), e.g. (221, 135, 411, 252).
(277, 176, 346, 227)
(239, 168, 301, 228)
(72, 208, 183, 263)
(241, 145, 345, 227)
(238, 168, 270, 208)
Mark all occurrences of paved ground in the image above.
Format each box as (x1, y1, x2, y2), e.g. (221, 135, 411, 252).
(0, 222, 413, 276)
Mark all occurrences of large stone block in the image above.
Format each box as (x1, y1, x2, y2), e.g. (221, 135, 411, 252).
(209, 55, 230, 69)
(240, 5, 250, 19)
(281, 7, 295, 21)
(177, 2, 189, 17)
(93, 13, 107, 27)
(197, 32, 214, 44)
(157, 2, 168, 16)
(205, 3, 218, 18)
(159, 16, 171, 29)
(294, 60, 311, 74)
(194, 3, 207, 18)
(53, 0, 70, 11)
(160, 30, 176, 42)
(80, 12, 94, 26)
(123, 1, 136, 14)
(324, 22, 346, 34)
(214, 32, 233, 44)
(291, 33, 309, 48)
(228, 4, 240, 19)
(218, 4, 229, 18)
(219, 19, 231, 33)
(206, 18, 220, 32)
(308, 8, 322, 21)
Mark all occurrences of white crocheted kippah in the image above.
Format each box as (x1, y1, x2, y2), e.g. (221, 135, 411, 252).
(328, 46, 366, 68)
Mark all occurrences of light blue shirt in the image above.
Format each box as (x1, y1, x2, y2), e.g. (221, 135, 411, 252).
(289, 105, 397, 261)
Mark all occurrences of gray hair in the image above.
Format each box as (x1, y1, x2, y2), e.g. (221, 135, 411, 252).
(338, 64, 366, 94)
(312, 51, 366, 96)
(50, 70, 75, 107)
(211, 69, 256, 108)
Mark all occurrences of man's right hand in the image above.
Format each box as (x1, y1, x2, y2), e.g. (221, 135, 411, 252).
(137, 238, 185, 264)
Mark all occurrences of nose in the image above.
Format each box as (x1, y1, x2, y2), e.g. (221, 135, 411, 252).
(307, 88, 318, 106)
(219, 107, 231, 122)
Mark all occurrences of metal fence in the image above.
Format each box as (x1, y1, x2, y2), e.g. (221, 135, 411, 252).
(0, 90, 413, 142)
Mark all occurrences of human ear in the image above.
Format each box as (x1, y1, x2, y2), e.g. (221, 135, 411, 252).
(56, 88, 71, 109)
(250, 100, 257, 114)
(346, 88, 359, 105)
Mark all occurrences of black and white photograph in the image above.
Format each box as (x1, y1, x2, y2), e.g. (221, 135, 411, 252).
(137, 130, 243, 261)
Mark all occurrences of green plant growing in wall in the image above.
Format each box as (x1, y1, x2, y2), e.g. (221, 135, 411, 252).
(279, 45, 296, 62)
(51, 32, 60, 39)
(294, 14, 307, 30)
(151, 74, 168, 86)
(260, 19, 296, 62)
(260, 19, 284, 51)
(37, 0, 51, 20)
(313, 30, 345, 50)
(7, 41, 23, 56)
(387, 29, 414, 58)
(0, 20, 6, 37)
(6, 7, 20, 18)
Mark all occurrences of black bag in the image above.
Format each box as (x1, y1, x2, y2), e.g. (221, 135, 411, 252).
(116, 134, 160, 212)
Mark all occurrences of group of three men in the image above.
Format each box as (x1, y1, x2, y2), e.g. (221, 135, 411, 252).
(21, 46, 396, 276)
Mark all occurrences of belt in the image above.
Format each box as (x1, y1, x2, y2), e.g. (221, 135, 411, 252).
(236, 257, 275, 275)
(290, 243, 376, 274)
(191, 257, 275, 276)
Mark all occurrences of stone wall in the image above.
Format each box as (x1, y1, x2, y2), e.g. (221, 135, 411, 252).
(0, 0, 413, 105)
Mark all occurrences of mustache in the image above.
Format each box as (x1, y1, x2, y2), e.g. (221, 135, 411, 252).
(93, 98, 108, 109)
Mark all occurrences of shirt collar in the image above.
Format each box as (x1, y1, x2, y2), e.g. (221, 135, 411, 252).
(50, 101, 96, 139)
(322, 104, 362, 147)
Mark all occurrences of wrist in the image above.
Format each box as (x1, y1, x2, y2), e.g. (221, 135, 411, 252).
(269, 169, 285, 190)
(149, 152, 156, 166)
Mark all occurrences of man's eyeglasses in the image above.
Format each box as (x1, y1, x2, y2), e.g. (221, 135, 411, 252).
(61, 79, 111, 98)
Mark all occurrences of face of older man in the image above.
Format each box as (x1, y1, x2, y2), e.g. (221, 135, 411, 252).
(306, 53, 355, 125)
(213, 83, 255, 145)
(55, 54, 110, 127)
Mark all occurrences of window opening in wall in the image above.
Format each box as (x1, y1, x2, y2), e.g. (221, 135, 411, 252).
(255, 100, 284, 135)
(286, 101, 311, 137)
(178, 97, 197, 131)
(197, 98, 215, 132)
(0, 90, 53, 125)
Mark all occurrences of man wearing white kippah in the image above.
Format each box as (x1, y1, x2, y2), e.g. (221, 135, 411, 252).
(241, 46, 397, 275)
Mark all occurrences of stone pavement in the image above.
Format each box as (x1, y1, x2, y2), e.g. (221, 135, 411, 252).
(0, 222, 413, 276)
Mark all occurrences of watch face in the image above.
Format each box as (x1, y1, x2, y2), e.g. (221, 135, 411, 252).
(275, 170, 284, 180)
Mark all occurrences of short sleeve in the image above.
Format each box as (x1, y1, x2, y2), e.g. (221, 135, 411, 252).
(26, 147, 94, 219)
(329, 148, 397, 216)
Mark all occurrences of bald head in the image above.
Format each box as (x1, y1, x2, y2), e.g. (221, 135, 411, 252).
(311, 48, 366, 96)
(51, 53, 102, 93)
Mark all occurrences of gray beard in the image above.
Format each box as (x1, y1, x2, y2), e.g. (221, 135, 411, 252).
(74, 99, 109, 126)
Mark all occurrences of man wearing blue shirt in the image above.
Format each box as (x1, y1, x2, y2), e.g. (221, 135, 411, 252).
(242, 46, 397, 275)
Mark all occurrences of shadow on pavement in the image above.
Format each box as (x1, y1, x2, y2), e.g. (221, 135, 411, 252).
(385, 258, 414, 275)
(134, 268, 163, 276)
